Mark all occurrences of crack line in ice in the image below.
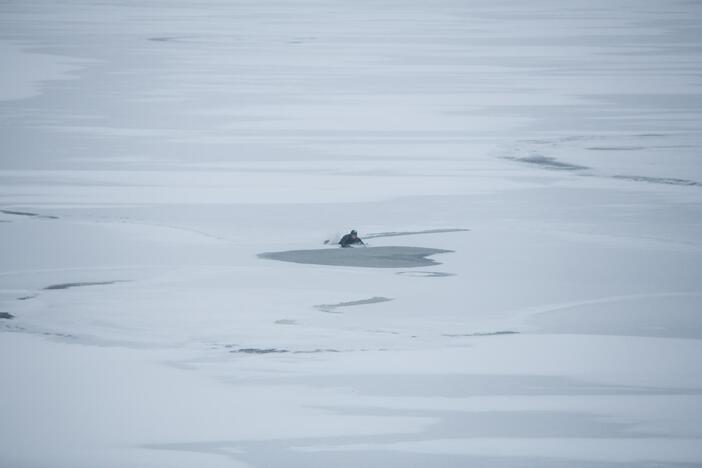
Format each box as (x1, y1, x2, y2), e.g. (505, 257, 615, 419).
(364, 229, 469, 239)
(315, 296, 393, 314)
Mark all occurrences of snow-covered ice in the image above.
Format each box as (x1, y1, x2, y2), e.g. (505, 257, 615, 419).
(1, 0, 702, 467)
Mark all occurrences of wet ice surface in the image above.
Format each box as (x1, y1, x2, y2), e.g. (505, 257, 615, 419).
(259, 247, 452, 268)
(1, 0, 702, 467)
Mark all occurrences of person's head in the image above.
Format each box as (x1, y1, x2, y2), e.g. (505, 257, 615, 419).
(350, 229, 357, 237)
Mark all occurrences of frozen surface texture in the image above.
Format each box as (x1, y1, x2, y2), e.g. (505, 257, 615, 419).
(1, 0, 702, 467)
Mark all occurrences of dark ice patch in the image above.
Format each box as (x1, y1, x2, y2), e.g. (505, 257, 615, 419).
(275, 319, 297, 325)
(507, 155, 589, 171)
(0, 312, 15, 319)
(613, 175, 701, 187)
(44, 280, 127, 290)
(17, 295, 37, 301)
(316, 296, 392, 314)
(1, 210, 40, 217)
(259, 246, 452, 268)
(0, 210, 58, 219)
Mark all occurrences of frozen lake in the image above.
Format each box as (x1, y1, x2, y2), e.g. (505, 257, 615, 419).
(1, 1, 702, 467)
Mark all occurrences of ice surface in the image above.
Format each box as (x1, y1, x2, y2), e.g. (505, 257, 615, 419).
(1, 0, 702, 467)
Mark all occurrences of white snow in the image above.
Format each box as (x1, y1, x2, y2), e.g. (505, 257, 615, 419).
(1, 0, 701, 467)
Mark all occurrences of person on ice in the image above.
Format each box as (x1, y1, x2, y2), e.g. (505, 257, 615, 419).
(339, 229, 365, 248)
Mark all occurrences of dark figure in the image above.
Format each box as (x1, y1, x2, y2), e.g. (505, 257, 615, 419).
(339, 229, 365, 248)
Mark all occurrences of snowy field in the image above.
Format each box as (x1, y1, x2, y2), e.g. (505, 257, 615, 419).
(1, 1, 702, 467)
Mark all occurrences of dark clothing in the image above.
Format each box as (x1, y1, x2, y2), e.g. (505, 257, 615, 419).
(339, 233, 364, 248)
